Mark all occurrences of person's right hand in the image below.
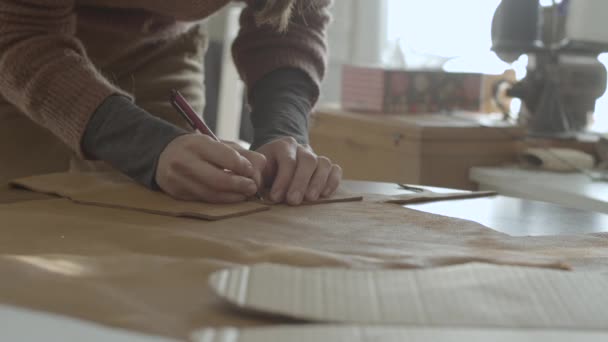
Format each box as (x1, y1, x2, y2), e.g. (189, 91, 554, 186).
(155, 134, 265, 203)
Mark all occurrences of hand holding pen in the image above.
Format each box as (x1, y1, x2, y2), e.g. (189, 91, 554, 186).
(153, 90, 266, 203)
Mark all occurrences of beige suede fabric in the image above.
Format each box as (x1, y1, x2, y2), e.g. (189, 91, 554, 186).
(1, 187, 608, 339)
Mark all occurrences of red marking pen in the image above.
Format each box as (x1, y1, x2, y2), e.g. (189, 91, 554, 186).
(170, 89, 219, 141)
(170, 89, 262, 200)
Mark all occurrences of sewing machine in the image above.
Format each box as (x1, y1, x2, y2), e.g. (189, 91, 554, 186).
(492, 0, 608, 136)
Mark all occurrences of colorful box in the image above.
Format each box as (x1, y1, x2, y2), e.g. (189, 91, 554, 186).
(342, 65, 502, 114)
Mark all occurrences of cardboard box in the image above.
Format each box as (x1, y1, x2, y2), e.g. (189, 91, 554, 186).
(310, 107, 524, 190)
(342, 65, 514, 114)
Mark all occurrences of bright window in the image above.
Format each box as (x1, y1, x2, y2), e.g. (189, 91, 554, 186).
(386, 0, 501, 58)
(385, 0, 608, 129)
(384, 0, 523, 114)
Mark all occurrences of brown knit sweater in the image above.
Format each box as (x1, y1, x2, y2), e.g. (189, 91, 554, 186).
(0, 0, 330, 155)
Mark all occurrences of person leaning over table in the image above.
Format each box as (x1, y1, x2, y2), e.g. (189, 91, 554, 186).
(0, 0, 342, 206)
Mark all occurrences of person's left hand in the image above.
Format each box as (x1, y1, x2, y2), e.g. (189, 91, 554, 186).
(254, 137, 343, 206)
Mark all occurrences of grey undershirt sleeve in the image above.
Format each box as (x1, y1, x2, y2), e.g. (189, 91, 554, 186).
(82, 95, 188, 189)
(81, 68, 314, 190)
(249, 68, 316, 151)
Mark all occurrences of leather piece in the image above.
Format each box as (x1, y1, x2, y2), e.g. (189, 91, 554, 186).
(1, 181, 607, 338)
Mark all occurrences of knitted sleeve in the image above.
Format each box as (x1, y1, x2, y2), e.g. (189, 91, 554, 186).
(232, 0, 332, 106)
(0, 0, 129, 156)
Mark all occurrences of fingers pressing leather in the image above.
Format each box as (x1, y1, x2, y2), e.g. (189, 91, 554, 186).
(323, 164, 343, 198)
(286, 146, 318, 205)
(305, 156, 333, 201)
(267, 137, 298, 203)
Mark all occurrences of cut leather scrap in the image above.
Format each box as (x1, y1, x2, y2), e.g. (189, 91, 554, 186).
(383, 190, 497, 205)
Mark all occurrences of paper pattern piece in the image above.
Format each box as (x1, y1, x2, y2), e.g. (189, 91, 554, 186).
(10, 172, 363, 221)
(11, 172, 269, 220)
(383, 190, 497, 205)
(11, 172, 363, 221)
(0, 304, 175, 342)
(193, 325, 608, 342)
(210, 263, 608, 329)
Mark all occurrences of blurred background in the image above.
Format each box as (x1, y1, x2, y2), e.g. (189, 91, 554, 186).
(202, 0, 608, 209)
(204, 0, 608, 136)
